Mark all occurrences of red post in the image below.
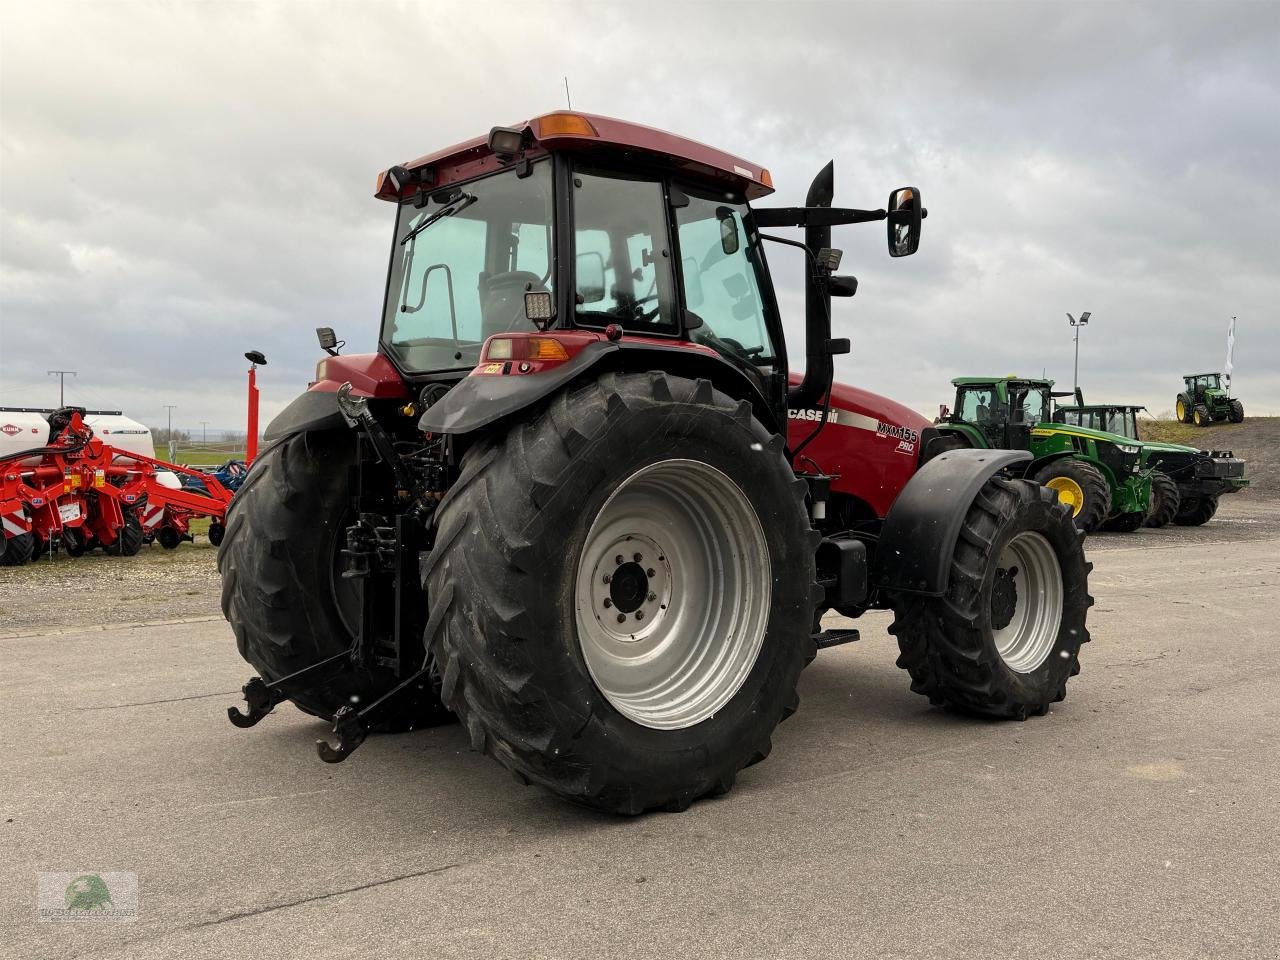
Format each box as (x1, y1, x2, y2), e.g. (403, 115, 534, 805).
(246, 364, 260, 464)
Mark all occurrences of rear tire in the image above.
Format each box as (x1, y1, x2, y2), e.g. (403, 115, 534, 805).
(424, 372, 817, 814)
(1033, 458, 1111, 533)
(1176, 396, 1192, 423)
(1229, 399, 1244, 423)
(219, 430, 450, 730)
(1174, 494, 1219, 526)
(1, 532, 34, 566)
(890, 478, 1091, 719)
(1144, 471, 1180, 528)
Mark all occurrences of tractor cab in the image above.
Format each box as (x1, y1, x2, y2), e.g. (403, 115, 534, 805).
(948, 376, 1054, 448)
(1055, 403, 1144, 441)
(1183, 373, 1224, 401)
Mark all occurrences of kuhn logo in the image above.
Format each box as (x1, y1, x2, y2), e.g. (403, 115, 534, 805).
(876, 421, 919, 444)
(1, 423, 20, 436)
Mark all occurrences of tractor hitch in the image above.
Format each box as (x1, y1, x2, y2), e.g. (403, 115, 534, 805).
(315, 705, 367, 763)
(226, 647, 357, 728)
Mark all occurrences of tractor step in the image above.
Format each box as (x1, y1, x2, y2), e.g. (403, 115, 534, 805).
(813, 627, 861, 649)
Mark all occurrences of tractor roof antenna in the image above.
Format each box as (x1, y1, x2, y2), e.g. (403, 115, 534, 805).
(563, 76, 572, 109)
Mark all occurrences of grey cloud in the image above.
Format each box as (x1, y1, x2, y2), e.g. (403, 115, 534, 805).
(1, 0, 1276, 433)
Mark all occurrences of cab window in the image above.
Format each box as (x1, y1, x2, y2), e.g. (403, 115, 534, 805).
(674, 189, 773, 365)
(957, 387, 998, 423)
(572, 169, 676, 331)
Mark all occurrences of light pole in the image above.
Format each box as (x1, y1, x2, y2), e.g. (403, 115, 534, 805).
(200, 420, 209, 445)
(1067, 312, 1091, 394)
(163, 404, 178, 461)
(47, 369, 76, 406)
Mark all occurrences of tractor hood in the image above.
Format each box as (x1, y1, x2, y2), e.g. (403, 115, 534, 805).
(1030, 423, 1141, 450)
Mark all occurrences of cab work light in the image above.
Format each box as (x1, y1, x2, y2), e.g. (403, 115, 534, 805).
(488, 126, 524, 161)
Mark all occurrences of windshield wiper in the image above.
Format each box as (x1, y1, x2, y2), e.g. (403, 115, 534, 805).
(399, 192, 478, 246)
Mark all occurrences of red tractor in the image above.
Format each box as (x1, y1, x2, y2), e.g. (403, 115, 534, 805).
(222, 113, 1092, 813)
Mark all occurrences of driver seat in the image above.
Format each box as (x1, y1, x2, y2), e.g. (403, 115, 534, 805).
(479, 271, 546, 339)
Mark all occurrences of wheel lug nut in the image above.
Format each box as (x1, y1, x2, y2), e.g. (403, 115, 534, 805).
(615, 555, 623, 565)
(633, 552, 643, 562)
(616, 613, 626, 624)
(603, 574, 612, 584)
(647, 592, 657, 602)
(603, 598, 612, 608)
(635, 611, 644, 621)
(646, 567, 655, 578)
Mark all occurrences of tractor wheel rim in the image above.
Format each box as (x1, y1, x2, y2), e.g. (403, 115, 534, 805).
(1177, 399, 1186, 419)
(574, 458, 771, 730)
(1044, 477, 1085, 517)
(992, 531, 1063, 674)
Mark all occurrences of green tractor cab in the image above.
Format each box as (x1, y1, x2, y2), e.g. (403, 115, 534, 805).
(1053, 401, 1248, 527)
(1177, 373, 1244, 426)
(936, 377, 1152, 533)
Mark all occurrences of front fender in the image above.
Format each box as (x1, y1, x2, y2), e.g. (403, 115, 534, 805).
(875, 448, 1032, 596)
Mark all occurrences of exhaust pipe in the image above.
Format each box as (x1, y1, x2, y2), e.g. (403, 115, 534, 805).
(788, 161, 835, 409)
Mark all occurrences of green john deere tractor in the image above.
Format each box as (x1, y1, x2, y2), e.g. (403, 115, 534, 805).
(935, 377, 1151, 533)
(1176, 373, 1243, 426)
(1053, 401, 1248, 527)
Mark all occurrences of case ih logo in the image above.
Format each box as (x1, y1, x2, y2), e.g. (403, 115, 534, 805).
(1, 423, 21, 436)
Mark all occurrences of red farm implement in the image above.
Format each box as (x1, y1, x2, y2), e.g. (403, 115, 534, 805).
(0, 407, 232, 565)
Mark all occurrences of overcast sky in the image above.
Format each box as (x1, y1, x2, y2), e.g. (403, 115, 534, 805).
(2, 0, 1277, 435)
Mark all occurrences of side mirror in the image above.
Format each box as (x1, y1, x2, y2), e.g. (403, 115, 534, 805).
(576, 251, 606, 304)
(681, 257, 704, 309)
(716, 207, 740, 256)
(887, 187, 922, 257)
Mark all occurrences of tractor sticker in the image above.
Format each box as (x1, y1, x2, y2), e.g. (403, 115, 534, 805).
(1, 423, 20, 436)
(789, 408, 919, 455)
(59, 503, 82, 523)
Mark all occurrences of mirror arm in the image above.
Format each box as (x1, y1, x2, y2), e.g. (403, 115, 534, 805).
(753, 206, 886, 228)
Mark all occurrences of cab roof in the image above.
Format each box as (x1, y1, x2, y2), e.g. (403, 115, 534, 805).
(1184, 372, 1221, 378)
(375, 111, 775, 203)
(951, 376, 1054, 388)
(1058, 404, 1147, 413)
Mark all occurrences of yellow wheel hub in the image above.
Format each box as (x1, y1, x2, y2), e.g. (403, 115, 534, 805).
(1045, 477, 1086, 516)
(1176, 399, 1186, 420)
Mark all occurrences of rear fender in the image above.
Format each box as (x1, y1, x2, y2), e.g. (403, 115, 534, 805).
(875, 448, 1031, 596)
(417, 341, 775, 436)
(265, 353, 411, 442)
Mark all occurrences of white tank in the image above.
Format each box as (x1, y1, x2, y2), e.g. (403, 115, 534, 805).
(0, 409, 159, 467)
(0, 410, 51, 465)
(83, 413, 158, 462)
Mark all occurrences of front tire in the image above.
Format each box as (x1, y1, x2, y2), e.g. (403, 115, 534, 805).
(890, 478, 1092, 719)
(1229, 399, 1244, 423)
(1, 532, 34, 566)
(1193, 404, 1211, 426)
(1174, 494, 1219, 526)
(424, 372, 817, 813)
(1033, 458, 1111, 532)
(1144, 471, 1181, 528)
(219, 429, 449, 730)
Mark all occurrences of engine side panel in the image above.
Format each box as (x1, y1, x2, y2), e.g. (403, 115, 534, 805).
(787, 377, 932, 519)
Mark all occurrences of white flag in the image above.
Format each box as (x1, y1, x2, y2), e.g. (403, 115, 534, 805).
(1224, 316, 1236, 391)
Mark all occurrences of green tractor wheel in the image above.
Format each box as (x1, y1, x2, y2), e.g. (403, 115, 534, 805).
(1033, 459, 1111, 533)
(1144, 471, 1180, 528)
(1174, 494, 1219, 527)
(1175, 396, 1192, 423)
(1102, 511, 1145, 533)
(1193, 404, 1212, 427)
(1229, 399, 1244, 423)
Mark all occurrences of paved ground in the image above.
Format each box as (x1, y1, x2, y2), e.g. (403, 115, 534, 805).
(4, 498, 1278, 959)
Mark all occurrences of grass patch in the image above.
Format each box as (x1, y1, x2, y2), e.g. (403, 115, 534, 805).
(172, 448, 246, 466)
(1140, 419, 1253, 446)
